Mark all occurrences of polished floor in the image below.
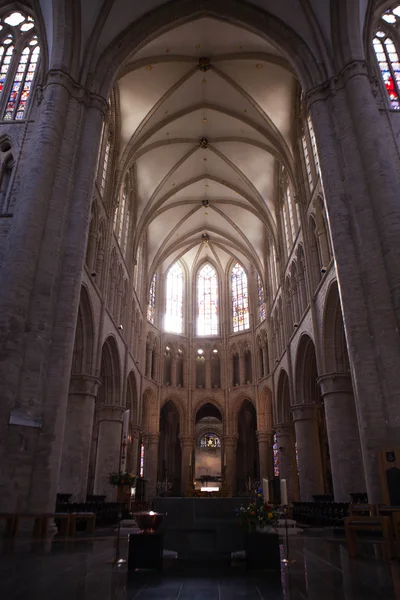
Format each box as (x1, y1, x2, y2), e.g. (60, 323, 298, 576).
(1, 530, 400, 599)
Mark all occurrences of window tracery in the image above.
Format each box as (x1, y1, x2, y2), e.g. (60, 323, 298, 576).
(257, 274, 266, 322)
(147, 273, 157, 324)
(231, 262, 249, 332)
(373, 9, 400, 110)
(165, 262, 184, 334)
(197, 263, 218, 336)
(200, 432, 221, 448)
(0, 12, 40, 120)
(273, 432, 279, 477)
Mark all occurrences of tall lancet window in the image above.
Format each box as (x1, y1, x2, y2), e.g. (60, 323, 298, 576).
(257, 274, 266, 322)
(165, 262, 184, 334)
(232, 262, 249, 332)
(147, 273, 157, 324)
(197, 263, 218, 336)
(373, 13, 400, 110)
(0, 12, 40, 120)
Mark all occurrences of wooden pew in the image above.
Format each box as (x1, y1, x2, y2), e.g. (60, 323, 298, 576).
(344, 515, 395, 559)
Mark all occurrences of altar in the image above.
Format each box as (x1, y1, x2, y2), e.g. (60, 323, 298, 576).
(153, 497, 250, 560)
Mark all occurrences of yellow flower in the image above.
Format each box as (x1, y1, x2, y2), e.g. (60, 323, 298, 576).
(267, 512, 273, 519)
(257, 493, 262, 498)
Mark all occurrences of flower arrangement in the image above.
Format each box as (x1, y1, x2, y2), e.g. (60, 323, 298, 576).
(238, 488, 279, 531)
(109, 471, 136, 487)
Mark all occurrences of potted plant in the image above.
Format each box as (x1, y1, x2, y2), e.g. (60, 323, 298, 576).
(238, 488, 281, 571)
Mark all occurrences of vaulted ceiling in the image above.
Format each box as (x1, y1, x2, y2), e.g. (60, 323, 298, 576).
(116, 17, 298, 280)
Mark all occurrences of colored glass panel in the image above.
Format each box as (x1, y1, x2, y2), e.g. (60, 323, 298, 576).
(165, 262, 184, 334)
(373, 33, 400, 110)
(4, 43, 40, 120)
(257, 274, 266, 322)
(307, 116, 319, 172)
(140, 443, 144, 477)
(117, 187, 126, 243)
(0, 44, 14, 98)
(101, 138, 111, 195)
(231, 262, 249, 332)
(273, 432, 279, 477)
(197, 263, 218, 336)
(302, 134, 313, 190)
(147, 273, 157, 324)
(200, 433, 221, 448)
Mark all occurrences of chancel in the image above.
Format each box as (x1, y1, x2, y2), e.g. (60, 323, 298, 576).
(2, 1, 400, 599)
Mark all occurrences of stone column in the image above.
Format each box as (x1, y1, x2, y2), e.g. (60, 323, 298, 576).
(205, 355, 212, 389)
(291, 404, 324, 501)
(239, 351, 246, 386)
(256, 431, 273, 482)
(0, 71, 106, 514)
(94, 406, 124, 500)
(308, 72, 400, 500)
(224, 436, 238, 495)
(143, 432, 160, 500)
(59, 375, 101, 501)
(171, 354, 177, 388)
(318, 374, 366, 502)
(262, 344, 269, 376)
(180, 436, 195, 495)
(275, 423, 299, 502)
(145, 346, 152, 378)
(129, 427, 142, 475)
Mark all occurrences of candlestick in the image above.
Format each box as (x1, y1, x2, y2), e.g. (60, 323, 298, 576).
(280, 478, 288, 506)
(263, 478, 269, 501)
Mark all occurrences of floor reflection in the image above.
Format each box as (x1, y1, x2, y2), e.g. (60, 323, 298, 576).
(0, 533, 398, 599)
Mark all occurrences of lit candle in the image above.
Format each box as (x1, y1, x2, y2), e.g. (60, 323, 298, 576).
(263, 478, 269, 502)
(280, 479, 288, 506)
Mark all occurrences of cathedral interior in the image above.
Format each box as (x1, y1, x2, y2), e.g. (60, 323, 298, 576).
(1, 1, 400, 599)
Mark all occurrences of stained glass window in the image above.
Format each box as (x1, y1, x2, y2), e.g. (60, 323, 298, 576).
(197, 263, 218, 336)
(117, 186, 126, 243)
(4, 39, 40, 120)
(165, 262, 184, 334)
(0, 39, 14, 99)
(307, 116, 319, 173)
(302, 134, 313, 190)
(232, 262, 249, 332)
(147, 273, 157, 324)
(101, 138, 111, 195)
(257, 274, 266, 322)
(200, 433, 221, 448)
(140, 443, 144, 477)
(282, 204, 291, 254)
(273, 432, 279, 477)
(373, 27, 400, 110)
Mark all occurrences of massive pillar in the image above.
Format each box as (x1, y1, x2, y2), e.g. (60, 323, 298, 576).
(224, 435, 238, 495)
(308, 64, 400, 501)
(319, 374, 366, 501)
(94, 406, 124, 499)
(0, 71, 106, 513)
(256, 430, 273, 482)
(59, 375, 101, 501)
(180, 436, 195, 495)
(143, 433, 160, 500)
(291, 404, 324, 501)
(275, 423, 299, 502)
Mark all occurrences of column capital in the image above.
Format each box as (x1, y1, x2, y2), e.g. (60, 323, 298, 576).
(69, 374, 101, 396)
(290, 403, 319, 422)
(274, 423, 292, 437)
(143, 432, 160, 445)
(179, 435, 195, 448)
(96, 405, 125, 422)
(43, 69, 109, 115)
(318, 373, 353, 396)
(256, 430, 272, 444)
(223, 435, 238, 448)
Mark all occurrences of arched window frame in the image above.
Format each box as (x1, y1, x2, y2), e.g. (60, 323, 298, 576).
(113, 174, 132, 258)
(231, 261, 250, 333)
(196, 262, 219, 336)
(257, 273, 266, 323)
(373, 8, 400, 110)
(165, 261, 184, 335)
(147, 272, 157, 324)
(0, 11, 41, 121)
(200, 432, 221, 448)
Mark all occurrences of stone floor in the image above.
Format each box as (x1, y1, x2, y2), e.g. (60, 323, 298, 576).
(1, 531, 400, 599)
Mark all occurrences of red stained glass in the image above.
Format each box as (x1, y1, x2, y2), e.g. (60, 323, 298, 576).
(374, 34, 400, 109)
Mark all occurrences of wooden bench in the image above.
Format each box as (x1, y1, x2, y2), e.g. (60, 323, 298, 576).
(349, 504, 377, 516)
(0, 513, 72, 538)
(344, 516, 395, 559)
(69, 512, 96, 536)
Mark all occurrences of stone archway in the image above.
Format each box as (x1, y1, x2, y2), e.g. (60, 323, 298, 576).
(293, 335, 328, 500)
(275, 369, 299, 502)
(319, 280, 366, 501)
(194, 401, 223, 494)
(236, 399, 258, 495)
(159, 400, 182, 496)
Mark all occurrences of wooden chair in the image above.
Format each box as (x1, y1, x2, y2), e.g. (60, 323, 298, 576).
(344, 516, 395, 559)
(349, 504, 377, 516)
(69, 512, 96, 536)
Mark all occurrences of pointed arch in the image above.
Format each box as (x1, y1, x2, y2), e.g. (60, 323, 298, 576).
(276, 369, 291, 424)
(322, 279, 351, 374)
(258, 386, 273, 432)
(231, 261, 249, 332)
(98, 336, 121, 406)
(71, 286, 95, 375)
(295, 334, 319, 405)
